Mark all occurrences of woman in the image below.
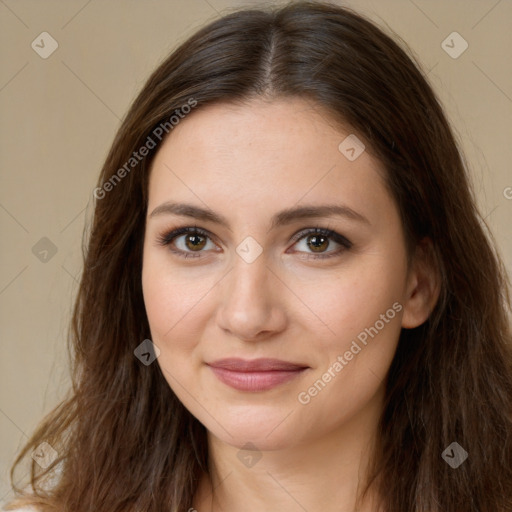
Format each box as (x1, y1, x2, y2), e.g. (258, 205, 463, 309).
(6, 1, 512, 511)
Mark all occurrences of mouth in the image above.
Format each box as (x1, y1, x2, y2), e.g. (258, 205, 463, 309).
(206, 358, 309, 392)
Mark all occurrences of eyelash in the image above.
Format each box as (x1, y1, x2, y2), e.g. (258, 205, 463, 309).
(155, 225, 353, 260)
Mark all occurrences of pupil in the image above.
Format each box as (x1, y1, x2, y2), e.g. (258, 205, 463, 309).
(187, 234, 206, 250)
(308, 235, 328, 252)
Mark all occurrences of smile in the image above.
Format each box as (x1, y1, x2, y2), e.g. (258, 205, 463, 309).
(206, 358, 309, 392)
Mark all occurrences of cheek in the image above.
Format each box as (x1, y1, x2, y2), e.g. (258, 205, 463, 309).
(141, 250, 222, 383)
(294, 273, 404, 436)
(142, 248, 206, 335)
(142, 265, 179, 341)
(300, 257, 406, 355)
(141, 256, 206, 395)
(142, 255, 184, 357)
(292, 253, 406, 423)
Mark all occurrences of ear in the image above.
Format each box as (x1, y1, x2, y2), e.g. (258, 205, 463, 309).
(401, 237, 441, 329)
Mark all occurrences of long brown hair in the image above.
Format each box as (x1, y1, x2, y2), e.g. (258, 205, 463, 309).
(7, 2, 512, 511)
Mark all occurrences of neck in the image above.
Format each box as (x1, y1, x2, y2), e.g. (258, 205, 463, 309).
(193, 385, 385, 512)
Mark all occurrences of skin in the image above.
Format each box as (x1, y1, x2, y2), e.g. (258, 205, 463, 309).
(142, 97, 439, 511)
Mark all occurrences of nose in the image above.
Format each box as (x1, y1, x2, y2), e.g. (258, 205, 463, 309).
(216, 253, 288, 342)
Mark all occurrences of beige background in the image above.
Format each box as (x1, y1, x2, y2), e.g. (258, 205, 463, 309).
(0, 0, 511, 506)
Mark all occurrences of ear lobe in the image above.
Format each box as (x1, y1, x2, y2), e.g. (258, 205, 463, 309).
(401, 237, 441, 329)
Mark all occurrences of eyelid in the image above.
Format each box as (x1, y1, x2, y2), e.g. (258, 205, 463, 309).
(155, 225, 217, 250)
(289, 226, 352, 248)
(156, 224, 352, 259)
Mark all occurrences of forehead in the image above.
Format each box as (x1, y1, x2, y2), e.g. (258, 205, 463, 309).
(147, 97, 391, 225)
(152, 97, 365, 169)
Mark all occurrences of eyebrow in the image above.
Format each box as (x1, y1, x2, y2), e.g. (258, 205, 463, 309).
(149, 201, 370, 230)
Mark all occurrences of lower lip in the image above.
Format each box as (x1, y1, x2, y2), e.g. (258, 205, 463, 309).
(208, 366, 307, 392)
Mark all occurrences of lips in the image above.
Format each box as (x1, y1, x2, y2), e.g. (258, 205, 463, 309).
(207, 358, 309, 392)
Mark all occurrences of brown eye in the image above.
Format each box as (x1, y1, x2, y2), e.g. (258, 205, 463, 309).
(157, 226, 352, 261)
(290, 227, 352, 260)
(184, 233, 207, 251)
(156, 226, 217, 258)
(305, 233, 330, 253)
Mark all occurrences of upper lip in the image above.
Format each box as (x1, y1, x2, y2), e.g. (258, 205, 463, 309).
(207, 358, 308, 372)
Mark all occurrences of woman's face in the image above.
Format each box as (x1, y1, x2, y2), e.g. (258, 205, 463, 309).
(142, 97, 418, 450)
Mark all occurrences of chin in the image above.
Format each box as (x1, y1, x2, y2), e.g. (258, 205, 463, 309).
(212, 427, 299, 452)
(202, 405, 306, 451)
